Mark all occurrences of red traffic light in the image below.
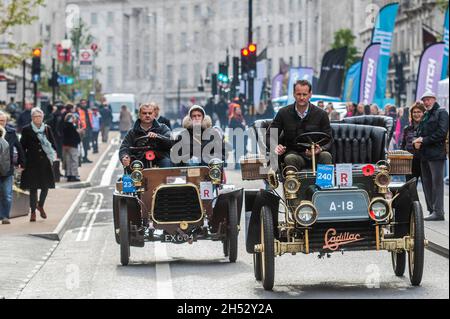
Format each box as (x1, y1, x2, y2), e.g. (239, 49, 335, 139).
(32, 48, 42, 57)
(241, 48, 249, 56)
(248, 44, 257, 53)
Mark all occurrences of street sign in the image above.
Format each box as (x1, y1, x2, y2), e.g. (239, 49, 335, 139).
(58, 75, 74, 85)
(79, 49, 93, 65)
(79, 65, 93, 80)
(91, 43, 98, 52)
(7, 81, 17, 94)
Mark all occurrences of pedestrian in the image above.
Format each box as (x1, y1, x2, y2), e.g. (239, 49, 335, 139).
(6, 97, 18, 120)
(119, 104, 133, 139)
(344, 102, 356, 118)
(152, 102, 171, 129)
(229, 105, 248, 168)
(364, 104, 371, 115)
(355, 103, 365, 116)
(45, 103, 65, 159)
(20, 107, 57, 222)
(216, 97, 229, 130)
(400, 102, 425, 184)
(317, 100, 325, 109)
(91, 106, 101, 153)
(77, 99, 94, 163)
(370, 103, 380, 115)
(0, 111, 25, 224)
(413, 91, 449, 221)
(16, 101, 33, 133)
(99, 99, 112, 143)
(62, 111, 81, 182)
(325, 103, 334, 116)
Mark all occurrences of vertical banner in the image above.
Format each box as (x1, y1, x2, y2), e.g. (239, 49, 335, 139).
(415, 42, 445, 101)
(342, 61, 361, 102)
(317, 47, 347, 97)
(442, 6, 449, 80)
(271, 73, 284, 99)
(359, 43, 381, 105)
(254, 60, 267, 107)
(371, 2, 399, 106)
(287, 67, 314, 105)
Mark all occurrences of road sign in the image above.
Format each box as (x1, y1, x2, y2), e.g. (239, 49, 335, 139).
(79, 65, 93, 80)
(91, 43, 98, 52)
(80, 49, 93, 65)
(7, 81, 17, 94)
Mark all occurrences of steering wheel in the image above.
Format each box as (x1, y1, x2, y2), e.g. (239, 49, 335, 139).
(295, 132, 332, 149)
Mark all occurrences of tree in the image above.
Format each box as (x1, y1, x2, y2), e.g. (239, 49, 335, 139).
(332, 29, 359, 71)
(0, 0, 45, 70)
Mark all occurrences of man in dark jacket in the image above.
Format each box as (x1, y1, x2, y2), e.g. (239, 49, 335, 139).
(0, 111, 26, 224)
(413, 91, 449, 221)
(267, 80, 333, 171)
(99, 99, 113, 143)
(119, 103, 172, 168)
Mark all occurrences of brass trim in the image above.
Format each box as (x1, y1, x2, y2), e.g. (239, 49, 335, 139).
(368, 197, 392, 222)
(180, 221, 189, 230)
(375, 225, 380, 251)
(150, 183, 204, 225)
(294, 201, 318, 226)
(267, 168, 279, 189)
(283, 176, 300, 200)
(274, 239, 305, 255)
(305, 229, 310, 254)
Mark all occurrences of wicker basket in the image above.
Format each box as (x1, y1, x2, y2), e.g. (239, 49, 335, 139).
(387, 150, 413, 175)
(240, 155, 268, 180)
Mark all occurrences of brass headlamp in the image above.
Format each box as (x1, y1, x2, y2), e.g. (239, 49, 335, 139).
(208, 158, 223, 184)
(130, 160, 144, 188)
(375, 161, 391, 194)
(283, 170, 300, 199)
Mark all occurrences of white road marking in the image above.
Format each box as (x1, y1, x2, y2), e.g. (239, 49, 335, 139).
(154, 243, 174, 299)
(86, 137, 118, 183)
(76, 193, 101, 242)
(82, 193, 104, 241)
(100, 150, 120, 186)
(53, 189, 87, 236)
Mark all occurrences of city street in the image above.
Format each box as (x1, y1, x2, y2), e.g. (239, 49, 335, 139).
(1, 144, 448, 299)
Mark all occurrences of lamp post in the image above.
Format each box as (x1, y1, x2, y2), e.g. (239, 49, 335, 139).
(61, 39, 72, 101)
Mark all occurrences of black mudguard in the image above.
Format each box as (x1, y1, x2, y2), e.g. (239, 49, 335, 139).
(112, 193, 142, 245)
(244, 189, 280, 254)
(391, 178, 420, 238)
(210, 188, 244, 233)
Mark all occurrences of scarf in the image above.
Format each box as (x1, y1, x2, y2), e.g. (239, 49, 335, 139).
(418, 103, 438, 134)
(31, 122, 56, 163)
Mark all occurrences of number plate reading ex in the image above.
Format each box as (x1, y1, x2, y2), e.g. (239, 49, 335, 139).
(316, 164, 334, 188)
(313, 190, 369, 222)
(122, 175, 136, 193)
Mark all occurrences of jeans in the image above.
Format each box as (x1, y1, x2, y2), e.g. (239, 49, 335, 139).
(92, 131, 99, 152)
(30, 188, 49, 213)
(0, 175, 13, 219)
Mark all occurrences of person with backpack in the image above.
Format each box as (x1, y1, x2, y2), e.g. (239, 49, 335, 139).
(0, 111, 25, 225)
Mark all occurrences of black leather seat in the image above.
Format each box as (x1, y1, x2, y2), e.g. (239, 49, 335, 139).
(250, 119, 387, 164)
(341, 115, 394, 145)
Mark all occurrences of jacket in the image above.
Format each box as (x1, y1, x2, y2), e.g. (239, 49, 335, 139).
(401, 124, 420, 159)
(119, 109, 134, 132)
(2, 124, 25, 176)
(19, 124, 56, 189)
(417, 102, 449, 161)
(119, 119, 172, 161)
(157, 116, 172, 130)
(267, 103, 333, 154)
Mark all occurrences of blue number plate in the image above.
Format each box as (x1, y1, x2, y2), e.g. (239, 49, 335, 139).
(312, 190, 369, 222)
(122, 175, 136, 193)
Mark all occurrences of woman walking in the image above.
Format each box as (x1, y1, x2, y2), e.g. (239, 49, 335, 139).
(119, 105, 133, 139)
(20, 108, 57, 222)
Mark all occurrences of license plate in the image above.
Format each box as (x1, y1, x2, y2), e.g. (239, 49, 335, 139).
(312, 190, 369, 222)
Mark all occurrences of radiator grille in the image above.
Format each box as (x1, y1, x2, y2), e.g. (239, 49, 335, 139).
(153, 186, 202, 222)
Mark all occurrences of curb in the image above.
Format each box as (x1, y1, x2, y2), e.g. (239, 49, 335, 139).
(426, 241, 449, 259)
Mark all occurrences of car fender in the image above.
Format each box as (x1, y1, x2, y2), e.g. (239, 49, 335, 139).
(210, 188, 244, 233)
(391, 178, 420, 237)
(112, 192, 141, 244)
(245, 190, 280, 254)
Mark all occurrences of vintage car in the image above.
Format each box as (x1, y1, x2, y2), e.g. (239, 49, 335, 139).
(113, 134, 243, 266)
(242, 118, 426, 290)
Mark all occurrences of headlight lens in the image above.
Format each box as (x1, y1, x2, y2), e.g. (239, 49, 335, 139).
(284, 178, 300, 193)
(131, 160, 144, 171)
(375, 172, 391, 187)
(369, 198, 390, 222)
(131, 170, 143, 183)
(294, 203, 318, 226)
(209, 167, 222, 181)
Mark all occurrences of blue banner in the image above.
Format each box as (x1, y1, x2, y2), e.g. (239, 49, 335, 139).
(371, 3, 399, 107)
(342, 61, 361, 102)
(442, 6, 449, 79)
(287, 67, 314, 105)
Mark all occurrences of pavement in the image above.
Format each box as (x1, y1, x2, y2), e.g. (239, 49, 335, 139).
(1, 132, 119, 240)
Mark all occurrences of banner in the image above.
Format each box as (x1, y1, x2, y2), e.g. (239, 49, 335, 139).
(342, 61, 361, 102)
(442, 6, 449, 79)
(316, 47, 347, 97)
(271, 73, 284, 99)
(287, 67, 314, 105)
(371, 2, 399, 106)
(359, 43, 381, 105)
(415, 42, 445, 101)
(254, 60, 267, 107)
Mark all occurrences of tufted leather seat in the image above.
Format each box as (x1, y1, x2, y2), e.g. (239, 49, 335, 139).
(341, 115, 394, 145)
(250, 119, 387, 164)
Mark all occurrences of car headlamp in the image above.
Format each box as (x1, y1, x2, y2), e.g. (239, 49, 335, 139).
(294, 202, 318, 226)
(131, 160, 144, 171)
(369, 198, 391, 222)
(374, 171, 391, 194)
(267, 168, 279, 189)
(284, 176, 300, 199)
(131, 170, 143, 183)
(209, 167, 222, 184)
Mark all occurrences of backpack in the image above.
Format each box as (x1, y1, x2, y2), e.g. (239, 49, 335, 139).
(0, 128, 11, 176)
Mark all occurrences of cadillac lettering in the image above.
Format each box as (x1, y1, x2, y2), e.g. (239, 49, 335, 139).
(323, 228, 364, 251)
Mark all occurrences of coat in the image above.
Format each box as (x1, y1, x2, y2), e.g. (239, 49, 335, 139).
(2, 124, 25, 177)
(417, 102, 449, 161)
(157, 115, 171, 130)
(19, 124, 56, 189)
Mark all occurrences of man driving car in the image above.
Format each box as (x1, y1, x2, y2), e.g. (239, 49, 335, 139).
(119, 103, 172, 168)
(267, 79, 333, 171)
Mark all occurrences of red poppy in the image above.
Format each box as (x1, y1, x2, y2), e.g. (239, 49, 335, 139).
(145, 150, 156, 161)
(362, 164, 375, 176)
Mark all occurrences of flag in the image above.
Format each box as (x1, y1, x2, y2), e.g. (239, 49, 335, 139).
(342, 61, 361, 102)
(371, 2, 399, 107)
(287, 67, 314, 105)
(415, 42, 445, 101)
(271, 73, 284, 99)
(359, 43, 381, 105)
(316, 47, 347, 97)
(257, 48, 267, 62)
(442, 6, 449, 79)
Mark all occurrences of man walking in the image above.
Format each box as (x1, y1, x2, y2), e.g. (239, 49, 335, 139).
(413, 91, 449, 221)
(99, 98, 112, 143)
(77, 99, 93, 163)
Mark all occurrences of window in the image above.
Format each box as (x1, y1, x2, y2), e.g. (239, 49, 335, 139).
(220, 29, 227, 49)
(165, 8, 174, 23)
(289, 23, 294, 44)
(107, 66, 114, 90)
(194, 63, 201, 86)
(91, 13, 97, 25)
(107, 12, 114, 27)
(135, 48, 140, 78)
(144, 38, 150, 78)
(107, 36, 114, 55)
(180, 32, 187, 51)
(298, 21, 302, 42)
(166, 33, 173, 52)
(289, 0, 295, 12)
(166, 65, 173, 88)
(268, 25, 273, 45)
(180, 64, 188, 88)
(194, 4, 201, 18)
(279, 24, 284, 45)
(256, 26, 261, 44)
(298, 55, 302, 67)
(279, 0, 285, 14)
(268, 58, 272, 79)
(289, 56, 293, 66)
(232, 28, 238, 48)
(194, 31, 200, 46)
(180, 6, 187, 21)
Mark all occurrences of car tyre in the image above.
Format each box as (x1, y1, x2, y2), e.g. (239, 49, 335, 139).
(119, 198, 130, 266)
(408, 201, 424, 286)
(391, 251, 406, 277)
(253, 252, 262, 281)
(260, 205, 275, 291)
(227, 198, 239, 263)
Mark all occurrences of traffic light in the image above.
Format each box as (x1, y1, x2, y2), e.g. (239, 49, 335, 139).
(48, 71, 59, 88)
(31, 48, 42, 82)
(240, 47, 250, 75)
(248, 43, 257, 75)
(218, 62, 229, 83)
(211, 73, 218, 96)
